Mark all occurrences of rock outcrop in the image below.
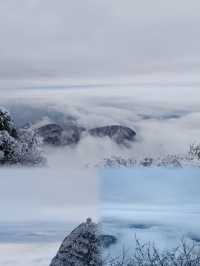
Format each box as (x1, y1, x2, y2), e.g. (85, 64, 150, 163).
(98, 234, 117, 248)
(37, 124, 63, 145)
(37, 124, 84, 146)
(49, 218, 118, 266)
(89, 125, 136, 145)
(49, 218, 102, 266)
(37, 124, 136, 147)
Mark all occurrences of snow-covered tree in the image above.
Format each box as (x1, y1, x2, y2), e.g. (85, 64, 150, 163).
(0, 129, 45, 165)
(0, 107, 45, 165)
(0, 108, 17, 138)
(18, 128, 44, 165)
(189, 143, 200, 160)
(0, 130, 20, 164)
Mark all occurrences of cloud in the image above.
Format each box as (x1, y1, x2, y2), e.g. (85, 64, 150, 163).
(0, 242, 58, 266)
(101, 168, 200, 256)
(1, 87, 200, 160)
(0, 0, 200, 87)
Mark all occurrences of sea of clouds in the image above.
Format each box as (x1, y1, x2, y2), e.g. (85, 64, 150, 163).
(1, 86, 200, 164)
(0, 85, 200, 264)
(101, 168, 200, 258)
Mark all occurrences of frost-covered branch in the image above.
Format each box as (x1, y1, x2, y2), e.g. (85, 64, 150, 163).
(0, 107, 45, 166)
(105, 239, 200, 266)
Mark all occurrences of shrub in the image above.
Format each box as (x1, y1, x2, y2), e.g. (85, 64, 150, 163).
(105, 239, 200, 266)
(189, 143, 200, 160)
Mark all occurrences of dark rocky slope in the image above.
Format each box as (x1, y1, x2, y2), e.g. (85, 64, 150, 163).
(89, 125, 136, 145)
(49, 218, 117, 266)
(37, 124, 136, 146)
(37, 124, 84, 146)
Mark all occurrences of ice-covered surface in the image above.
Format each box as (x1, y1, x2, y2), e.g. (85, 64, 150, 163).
(100, 168, 200, 258)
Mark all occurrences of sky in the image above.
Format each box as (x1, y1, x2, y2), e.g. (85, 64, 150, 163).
(0, 166, 98, 223)
(101, 168, 200, 205)
(0, 0, 200, 89)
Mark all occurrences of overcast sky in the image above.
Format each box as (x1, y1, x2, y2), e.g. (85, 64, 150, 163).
(0, 0, 200, 88)
(0, 166, 98, 222)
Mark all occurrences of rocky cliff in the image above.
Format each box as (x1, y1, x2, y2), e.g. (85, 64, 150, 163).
(49, 218, 102, 266)
(37, 123, 136, 147)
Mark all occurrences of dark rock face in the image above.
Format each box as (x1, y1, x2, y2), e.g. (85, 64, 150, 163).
(98, 234, 117, 248)
(89, 125, 136, 145)
(37, 124, 84, 146)
(37, 124, 63, 145)
(188, 233, 200, 243)
(62, 125, 85, 146)
(140, 157, 153, 167)
(37, 123, 136, 147)
(129, 223, 153, 230)
(49, 219, 102, 266)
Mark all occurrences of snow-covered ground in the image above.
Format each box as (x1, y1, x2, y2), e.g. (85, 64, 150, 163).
(100, 168, 200, 258)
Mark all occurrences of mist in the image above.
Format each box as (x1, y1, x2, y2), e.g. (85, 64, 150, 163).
(1, 87, 200, 165)
(1, 1, 200, 265)
(101, 168, 200, 257)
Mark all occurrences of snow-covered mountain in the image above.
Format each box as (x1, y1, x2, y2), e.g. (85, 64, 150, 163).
(49, 218, 117, 266)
